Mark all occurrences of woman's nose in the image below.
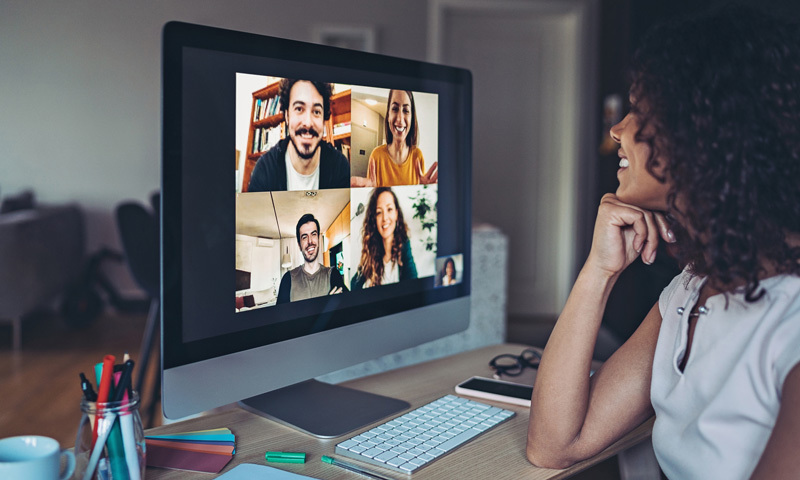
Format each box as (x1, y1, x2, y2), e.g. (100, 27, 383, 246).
(609, 119, 623, 143)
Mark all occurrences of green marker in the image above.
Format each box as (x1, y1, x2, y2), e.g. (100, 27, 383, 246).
(265, 451, 306, 464)
(321, 455, 393, 480)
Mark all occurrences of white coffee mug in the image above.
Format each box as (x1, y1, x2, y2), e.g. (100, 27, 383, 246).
(0, 435, 75, 480)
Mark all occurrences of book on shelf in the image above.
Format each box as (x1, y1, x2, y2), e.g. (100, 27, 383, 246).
(253, 95, 281, 122)
(332, 121, 351, 136)
(267, 127, 281, 149)
(252, 125, 282, 154)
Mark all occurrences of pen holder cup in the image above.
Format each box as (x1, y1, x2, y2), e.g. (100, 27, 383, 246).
(74, 392, 146, 480)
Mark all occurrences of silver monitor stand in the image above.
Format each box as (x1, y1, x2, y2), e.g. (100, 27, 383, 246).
(239, 379, 410, 438)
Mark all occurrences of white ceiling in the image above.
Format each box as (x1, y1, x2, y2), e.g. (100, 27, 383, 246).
(235, 190, 351, 239)
(352, 86, 389, 117)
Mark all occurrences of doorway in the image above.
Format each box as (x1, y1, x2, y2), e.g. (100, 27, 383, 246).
(429, 0, 598, 318)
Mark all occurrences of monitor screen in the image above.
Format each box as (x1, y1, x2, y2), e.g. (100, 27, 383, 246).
(161, 21, 472, 436)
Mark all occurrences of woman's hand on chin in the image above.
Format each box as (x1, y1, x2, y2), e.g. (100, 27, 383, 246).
(586, 193, 674, 278)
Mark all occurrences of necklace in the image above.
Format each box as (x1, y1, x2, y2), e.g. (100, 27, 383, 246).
(676, 305, 709, 318)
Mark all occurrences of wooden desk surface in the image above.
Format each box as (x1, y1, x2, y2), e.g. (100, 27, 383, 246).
(145, 343, 652, 480)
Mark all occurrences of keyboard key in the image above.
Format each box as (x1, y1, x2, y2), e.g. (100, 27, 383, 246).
(418, 453, 435, 462)
(436, 427, 483, 451)
(362, 448, 384, 459)
(421, 441, 440, 450)
(339, 439, 359, 449)
(374, 451, 397, 463)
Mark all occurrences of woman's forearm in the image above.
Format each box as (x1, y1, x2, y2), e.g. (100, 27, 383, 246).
(526, 262, 617, 466)
(526, 194, 670, 467)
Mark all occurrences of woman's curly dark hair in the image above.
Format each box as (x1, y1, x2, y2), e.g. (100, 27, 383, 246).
(629, 5, 800, 301)
(357, 187, 410, 287)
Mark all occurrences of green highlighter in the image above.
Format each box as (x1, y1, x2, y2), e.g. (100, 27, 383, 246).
(265, 451, 306, 464)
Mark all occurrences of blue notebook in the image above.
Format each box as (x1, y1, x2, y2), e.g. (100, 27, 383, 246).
(216, 463, 319, 479)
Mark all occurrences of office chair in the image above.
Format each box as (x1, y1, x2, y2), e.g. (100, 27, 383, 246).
(149, 191, 160, 229)
(116, 197, 160, 427)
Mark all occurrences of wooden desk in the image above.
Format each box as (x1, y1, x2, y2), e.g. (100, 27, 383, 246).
(145, 343, 653, 480)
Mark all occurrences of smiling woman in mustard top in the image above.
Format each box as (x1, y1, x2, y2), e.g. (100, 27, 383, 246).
(351, 90, 438, 187)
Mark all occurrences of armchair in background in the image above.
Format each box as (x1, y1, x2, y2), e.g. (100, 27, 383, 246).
(0, 191, 85, 350)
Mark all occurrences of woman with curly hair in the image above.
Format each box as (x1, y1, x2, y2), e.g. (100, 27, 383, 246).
(526, 6, 800, 478)
(351, 187, 418, 289)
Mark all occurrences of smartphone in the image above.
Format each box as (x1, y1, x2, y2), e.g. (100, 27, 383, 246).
(455, 376, 533, 407)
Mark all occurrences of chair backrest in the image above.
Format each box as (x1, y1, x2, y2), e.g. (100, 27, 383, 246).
(150, 191, 160, 228)
(116, 201, 159, 299)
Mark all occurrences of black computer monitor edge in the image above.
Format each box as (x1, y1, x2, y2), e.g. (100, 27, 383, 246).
(161, 21, 473, 437)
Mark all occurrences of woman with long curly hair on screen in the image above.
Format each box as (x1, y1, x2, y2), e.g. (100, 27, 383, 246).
(352, 187, 418, 289)
(526, 6, 800, 479)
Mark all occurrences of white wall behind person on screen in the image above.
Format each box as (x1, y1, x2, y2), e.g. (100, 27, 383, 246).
(351, 86, 386, 178)
(235, 233, 280, 307)
(412, 91, 438, 169)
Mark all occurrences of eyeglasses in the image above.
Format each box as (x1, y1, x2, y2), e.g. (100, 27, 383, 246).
(489, 348, 541, 379)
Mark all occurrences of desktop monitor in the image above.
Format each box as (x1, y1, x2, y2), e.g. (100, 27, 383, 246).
(161, 21, 472, 438)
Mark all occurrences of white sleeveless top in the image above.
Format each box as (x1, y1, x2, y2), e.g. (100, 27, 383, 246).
(652, 268, 800, 479)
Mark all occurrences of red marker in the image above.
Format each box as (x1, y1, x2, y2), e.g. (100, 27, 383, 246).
(92, 354, 116, 447)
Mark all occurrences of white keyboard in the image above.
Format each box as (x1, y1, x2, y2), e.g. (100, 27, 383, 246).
(334, 395, 515, 475)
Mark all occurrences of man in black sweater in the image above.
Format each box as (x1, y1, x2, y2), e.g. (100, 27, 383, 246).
(248, 79, 349, 191)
